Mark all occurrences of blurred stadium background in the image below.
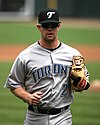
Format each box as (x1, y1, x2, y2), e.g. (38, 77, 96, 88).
(0, 0, 100, 21)
(0, 0, 100, 125)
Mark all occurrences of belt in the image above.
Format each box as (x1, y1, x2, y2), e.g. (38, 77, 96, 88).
(28, 105, 69, 115)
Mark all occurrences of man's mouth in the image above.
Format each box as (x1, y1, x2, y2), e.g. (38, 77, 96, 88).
(47, 33, 53, 36)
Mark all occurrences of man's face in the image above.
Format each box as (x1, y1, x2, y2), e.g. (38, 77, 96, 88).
(37, 23, 60, 42)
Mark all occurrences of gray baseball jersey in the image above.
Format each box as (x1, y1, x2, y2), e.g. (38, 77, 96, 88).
(4, 42, 88, 108)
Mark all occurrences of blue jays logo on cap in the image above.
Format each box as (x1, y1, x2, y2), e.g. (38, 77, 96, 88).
(38, 8, 61, 24)
(47, 12, 55, 19)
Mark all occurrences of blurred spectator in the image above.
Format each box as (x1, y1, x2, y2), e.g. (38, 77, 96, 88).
(0, 0, 24, 11)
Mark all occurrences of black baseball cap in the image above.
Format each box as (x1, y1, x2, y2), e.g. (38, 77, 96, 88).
(38, 8, 61, 24)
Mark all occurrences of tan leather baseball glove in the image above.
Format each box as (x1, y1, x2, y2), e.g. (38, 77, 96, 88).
(70, 56, 90, 92)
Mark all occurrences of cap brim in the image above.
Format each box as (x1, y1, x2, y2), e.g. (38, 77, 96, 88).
(40, 20, 61, 24)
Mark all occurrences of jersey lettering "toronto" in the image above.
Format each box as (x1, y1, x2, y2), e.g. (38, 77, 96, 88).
(32, 63, 71, 83)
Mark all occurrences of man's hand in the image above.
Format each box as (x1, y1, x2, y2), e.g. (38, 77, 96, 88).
(28, 91, 43, 105)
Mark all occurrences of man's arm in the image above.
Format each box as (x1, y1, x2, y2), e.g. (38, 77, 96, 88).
(11, 87, 43, 105)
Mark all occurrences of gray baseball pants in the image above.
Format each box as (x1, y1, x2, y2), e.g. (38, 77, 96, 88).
(24, 108, 72, 125)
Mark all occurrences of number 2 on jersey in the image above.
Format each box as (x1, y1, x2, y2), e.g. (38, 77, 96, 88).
(61, 82, 68, 96)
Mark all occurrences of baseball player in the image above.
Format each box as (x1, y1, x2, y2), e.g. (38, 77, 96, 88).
(4, 8, 89, 125)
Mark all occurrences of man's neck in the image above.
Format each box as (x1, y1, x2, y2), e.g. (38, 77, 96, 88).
(38, 39, 60, 49)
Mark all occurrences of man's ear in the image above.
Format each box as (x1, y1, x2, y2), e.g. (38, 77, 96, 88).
(36, 24, 41, 30)
(57, 24, 61, 31)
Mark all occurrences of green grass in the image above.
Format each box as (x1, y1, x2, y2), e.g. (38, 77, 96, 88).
(0, 22, 39, 45)
(86, 61, 100, 81)
(58, 27, 100, 45)
(0, 61, 100, 125)
(0, 22, 100, 45)
(0, 62, 26, 125)
(71, 91, 100, 125)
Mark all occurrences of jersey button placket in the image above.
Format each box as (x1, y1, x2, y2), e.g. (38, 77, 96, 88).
(50, 53, 54, 64)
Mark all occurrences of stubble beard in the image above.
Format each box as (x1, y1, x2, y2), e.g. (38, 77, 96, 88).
(42, 34, 56, 43)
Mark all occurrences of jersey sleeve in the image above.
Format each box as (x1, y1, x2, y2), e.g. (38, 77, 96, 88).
(4, 56, 26, 89)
